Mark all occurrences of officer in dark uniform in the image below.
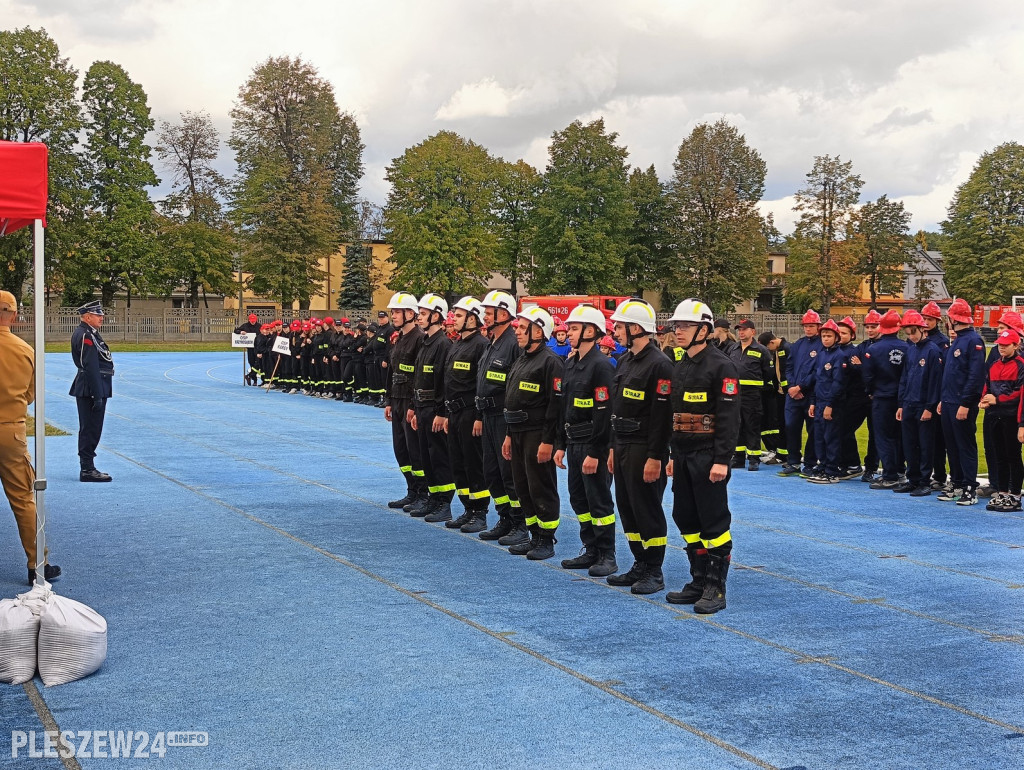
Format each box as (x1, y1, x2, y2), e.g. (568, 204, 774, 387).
(502, 306, 563, 560)
(729, 319, 773, 471)
(665, 299, 741, 614)
(409, 294, 455, 521)
(554, 304, 617, 578)
(70, 300, 114, 482)
(604, 299, 673, 594)
(442, 297, 492, 533)
(385, 294, 428, 510)
(756, 331, 787, 464)
(234, 313, 261, 385)
(475, 291, 525, 544)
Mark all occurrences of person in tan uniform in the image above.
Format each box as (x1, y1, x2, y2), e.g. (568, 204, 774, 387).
(0, 290, 60, 584)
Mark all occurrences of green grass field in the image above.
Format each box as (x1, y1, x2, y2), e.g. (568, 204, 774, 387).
(26, 415, 70, 436)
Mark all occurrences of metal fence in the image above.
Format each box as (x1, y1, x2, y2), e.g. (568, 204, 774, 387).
(9, 306, 388, 344)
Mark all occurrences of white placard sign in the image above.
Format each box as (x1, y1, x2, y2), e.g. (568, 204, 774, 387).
(272, 336, 292, 355)
(232, 332, 255, 348)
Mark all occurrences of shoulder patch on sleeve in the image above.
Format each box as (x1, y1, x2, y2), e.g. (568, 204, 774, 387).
(83, 338, 94, 346)
(722, 378, 738, 395)
(595, 386, 609, 401)
(657, 379, 671, 395)
(554, 377, 562, 392)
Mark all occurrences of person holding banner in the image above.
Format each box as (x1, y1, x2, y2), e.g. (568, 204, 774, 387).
(234, 313, 261, 385)
(0, 290, 60, 583)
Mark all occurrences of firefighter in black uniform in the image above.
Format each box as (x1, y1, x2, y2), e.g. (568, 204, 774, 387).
(554, 303, 617, 577)
(604, 299, 674, 593)
(253, 324, 271, 384)
(384, 294, 428, 510)
(70, 301, 115, 482)
(337, 319, 354, 401)
(374, 310, 394, 407)
(409, 294, 456, 521)
(730, 319, 773, 471)
(665, 299, 741, 614)
(501, 306, 563, 560)
(475, 291, 526, 545)
(442, 297, 492, 533)
(364, 322, 384, 405)
(234, 312, 261, 385)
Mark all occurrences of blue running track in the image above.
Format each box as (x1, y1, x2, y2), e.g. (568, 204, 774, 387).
(1, 353, 1022, 769)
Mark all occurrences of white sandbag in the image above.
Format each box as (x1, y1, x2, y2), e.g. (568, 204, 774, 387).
(37, 595, 107, 687)
(0, 598, 39, 685)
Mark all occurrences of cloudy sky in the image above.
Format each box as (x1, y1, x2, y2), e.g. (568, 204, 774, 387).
(6, 0, 1024, 233)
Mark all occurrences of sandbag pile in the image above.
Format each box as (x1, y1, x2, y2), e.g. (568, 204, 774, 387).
(0, 584, 107, 687)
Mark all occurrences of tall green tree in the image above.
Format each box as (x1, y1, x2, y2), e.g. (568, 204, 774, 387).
(155, 110, 235, 307)
(854, 194, 912, 306)
(229, 56, 363, 308)
(70, 60, 160, 307)
(0, 26, 85, 303)
(623, 165, 673, 300)
(942, 142, 1024, 303)
(337, 243, 373, 310)
(493, 159, 538, 296)
(785, 155, 864, 314)
(530, 118, 631, 294)
(384, 130, 498, 297)
(665, 120, 768, 313)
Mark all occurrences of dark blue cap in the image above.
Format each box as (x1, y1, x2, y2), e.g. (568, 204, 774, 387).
(77, 300, 105, 316)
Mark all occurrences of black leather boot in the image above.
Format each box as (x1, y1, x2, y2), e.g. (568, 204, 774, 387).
(666, 546, 709, 605)
(693, 553, 730, 614)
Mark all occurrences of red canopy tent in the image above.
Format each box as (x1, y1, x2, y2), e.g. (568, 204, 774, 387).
(0, 140, 50, 587)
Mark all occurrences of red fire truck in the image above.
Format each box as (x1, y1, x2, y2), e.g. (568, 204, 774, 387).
(517, 295, 629, 325)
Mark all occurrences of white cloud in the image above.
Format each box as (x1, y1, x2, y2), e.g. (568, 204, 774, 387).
(4, 0, 1022, 234)
(436, 78, 523, 120)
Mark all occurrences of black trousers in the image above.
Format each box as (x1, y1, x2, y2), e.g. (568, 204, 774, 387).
(566, 442, 615, 552)
(613, 440, 667, 566)
(509, 428, 559, 534)
(932, 419, 948, 484)
(415, 403, 454, 501)
(760, 390, 784, 454)
(671, 447, 732, 557)
(984, 412, 1023, 494)
(941, 403, 979, 490)
(76, 396, 107, 471)
(447, 407, 489, 512)
(813, 410, 842, 476)
(901, 406, 936, 487)
(842, 396, 877, 472)
(872, 396, 904, 481)
(784, 395, 816, 469)
(737, 393, 763, 459)
(391, 397, 426, 496)
(482, 411, 520, 523)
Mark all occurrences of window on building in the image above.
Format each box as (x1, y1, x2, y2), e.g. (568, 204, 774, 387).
(767, 259, 774, 273)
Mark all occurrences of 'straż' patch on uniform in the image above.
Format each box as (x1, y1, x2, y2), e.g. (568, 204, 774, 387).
(722, 378, 738, 395)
